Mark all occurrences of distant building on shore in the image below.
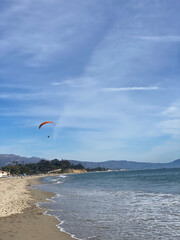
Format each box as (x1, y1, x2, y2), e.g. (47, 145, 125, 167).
(0, 170, 10, 177)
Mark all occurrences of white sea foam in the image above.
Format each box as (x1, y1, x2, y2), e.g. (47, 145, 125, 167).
(35, 202, 41, 208)
(57, 220, 81, 240)
(58, 175, 67, 178)
(51, 179, 57, 182)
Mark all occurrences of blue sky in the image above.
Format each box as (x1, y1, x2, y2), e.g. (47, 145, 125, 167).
(0, 0, 180, 162)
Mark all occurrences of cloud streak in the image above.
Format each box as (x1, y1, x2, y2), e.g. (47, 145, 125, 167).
(162, 102, 180, 118)
(102, 86, 159, 92)
(136, 36, 180, 42)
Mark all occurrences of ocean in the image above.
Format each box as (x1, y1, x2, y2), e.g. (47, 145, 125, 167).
(36, 168, 180, 240)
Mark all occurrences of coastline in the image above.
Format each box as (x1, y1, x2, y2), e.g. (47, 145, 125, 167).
(0, 175, 74, 240)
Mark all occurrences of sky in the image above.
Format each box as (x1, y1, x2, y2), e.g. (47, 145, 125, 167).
(0, 0, 180, 162)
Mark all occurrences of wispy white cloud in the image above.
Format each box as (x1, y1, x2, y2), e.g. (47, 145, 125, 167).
(51, 78, 97, 88)
(136, 36, 180, 42)
(102, 86, 159, 92)
(0, 92, 45, 100)
(51, 80, 74, 87)
(153, 102, 180, 138)
(162, 102, 180, 118)
(158, 119, 180, 135)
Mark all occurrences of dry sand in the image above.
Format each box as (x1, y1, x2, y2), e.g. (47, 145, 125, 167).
(0, 175, 73, 240)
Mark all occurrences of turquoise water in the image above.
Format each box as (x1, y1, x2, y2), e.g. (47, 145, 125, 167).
(37, 168, 180, 240)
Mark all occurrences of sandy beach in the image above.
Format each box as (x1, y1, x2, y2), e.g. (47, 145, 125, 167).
(0, 175, 73, 240)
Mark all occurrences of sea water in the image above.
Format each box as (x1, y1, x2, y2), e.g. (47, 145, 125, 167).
(36, 168, 180, 240)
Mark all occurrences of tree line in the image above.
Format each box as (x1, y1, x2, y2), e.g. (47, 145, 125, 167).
(1, 159, 85, 175)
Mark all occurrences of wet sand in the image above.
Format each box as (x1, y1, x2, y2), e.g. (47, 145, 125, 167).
(0, 176, 73, 240)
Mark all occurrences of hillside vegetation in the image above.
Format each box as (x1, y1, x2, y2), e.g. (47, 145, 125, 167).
(1, 159, 85, 175)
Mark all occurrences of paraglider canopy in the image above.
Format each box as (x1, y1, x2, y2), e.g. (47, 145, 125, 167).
(39, 121, 56, 129)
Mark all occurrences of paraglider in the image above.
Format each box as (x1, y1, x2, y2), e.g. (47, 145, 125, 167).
(39, 121, 56, 129)
(39, 121, 56, 138)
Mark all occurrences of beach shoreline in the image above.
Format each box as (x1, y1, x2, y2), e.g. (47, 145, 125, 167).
(0, 175, 74, 240)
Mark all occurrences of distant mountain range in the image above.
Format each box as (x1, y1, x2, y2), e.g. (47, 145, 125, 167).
(0, 154, 41, 167)
(69, 159, 180, 170)
(0, 154, 180, 170)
